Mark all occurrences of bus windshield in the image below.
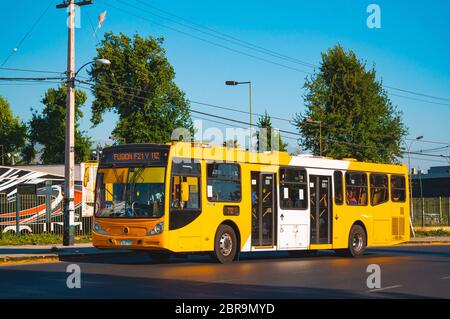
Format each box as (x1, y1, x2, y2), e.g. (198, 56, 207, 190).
(95, 167, 165, 218)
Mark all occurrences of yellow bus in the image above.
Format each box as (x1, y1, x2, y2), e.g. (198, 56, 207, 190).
(93, 142, 410, 263)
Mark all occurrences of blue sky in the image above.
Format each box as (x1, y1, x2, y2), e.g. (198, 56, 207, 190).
(0, 0, 449, 170)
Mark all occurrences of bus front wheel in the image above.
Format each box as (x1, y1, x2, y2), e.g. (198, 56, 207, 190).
(335, 224, 366, 258)
(213, 225, 238, 263)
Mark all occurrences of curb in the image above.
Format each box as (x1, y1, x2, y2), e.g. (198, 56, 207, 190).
(0, 250, 140, 266)
(401, 241, 450, 245)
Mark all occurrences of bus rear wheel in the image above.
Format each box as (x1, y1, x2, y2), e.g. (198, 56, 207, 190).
(335, 224, 366, 258)
(213, 225, 238, 263)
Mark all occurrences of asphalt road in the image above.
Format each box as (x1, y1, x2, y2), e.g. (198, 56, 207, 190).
(0, 245, 449, 299)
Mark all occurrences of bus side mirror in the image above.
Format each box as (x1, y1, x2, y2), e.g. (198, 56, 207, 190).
(181, 182, 190, 202)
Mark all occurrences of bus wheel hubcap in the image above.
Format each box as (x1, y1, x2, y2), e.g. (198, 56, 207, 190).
(220, 233, 233, 256)
(352, 233, 363, 251)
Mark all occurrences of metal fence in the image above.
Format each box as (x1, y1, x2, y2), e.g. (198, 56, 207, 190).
(412, 197, 450, 227)
(0, 193, 93, 236)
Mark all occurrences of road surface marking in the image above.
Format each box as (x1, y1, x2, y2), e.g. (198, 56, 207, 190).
(367, 285, 402, 293)
(440, 276, 450, 280)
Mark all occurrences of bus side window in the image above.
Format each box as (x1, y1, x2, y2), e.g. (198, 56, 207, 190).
(391, 175, 406, 202)
(279, 167, 308, 210)
(206, 163, 241, 202)
(334, 171, 343, 205)
(370, 174, 389, 206)
(345, 172, 368, 206)
(171, 160, 201, 210)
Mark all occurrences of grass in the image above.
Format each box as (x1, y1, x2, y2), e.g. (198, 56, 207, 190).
(0, 233, 92, 246)
(414, 229, 450, 237)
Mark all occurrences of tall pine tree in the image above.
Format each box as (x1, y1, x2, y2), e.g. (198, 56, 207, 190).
(293, 45, 407, 163)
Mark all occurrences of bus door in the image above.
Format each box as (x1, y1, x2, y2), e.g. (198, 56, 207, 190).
(309, 175, 332, 244)
(251, 172, 276, 247)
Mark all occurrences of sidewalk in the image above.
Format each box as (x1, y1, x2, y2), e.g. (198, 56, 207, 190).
(406, 236, 450, 244)
(0, 243, 136, 265)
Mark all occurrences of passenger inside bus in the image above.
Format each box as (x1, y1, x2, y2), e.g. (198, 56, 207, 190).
(347, 190, 358, 205)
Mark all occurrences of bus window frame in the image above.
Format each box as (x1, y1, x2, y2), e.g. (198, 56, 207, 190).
(279, 166, 308, 211)
(170, 158, 202, 212)
(345, 171, 369, 207)
(391, 174, 407, 203)
(94, 165, 168, 219)
(370, 173, 389, 206)
(206, 162, 242, 203)
(333, 170, 344, 206)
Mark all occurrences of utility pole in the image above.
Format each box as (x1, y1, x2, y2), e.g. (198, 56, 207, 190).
(57, 0, 93, 246)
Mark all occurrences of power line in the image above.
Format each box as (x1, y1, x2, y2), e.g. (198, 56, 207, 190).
(0, 67, 63, 74)
(189, 100, 294, 124)
(413, 145, 450, 153)
(1, 0, 55, 67)
(124, 0, 317, 69)
(0, 77, 65, 81)
(407, 156, 450, 164)
(405, 138, 450, 146)
(107, 0, 450, 106)
(191, 115, 298, 142)
(97, 0, 312, 74)
(385, 85, 450, 103)
(0, 80, 64, 86)
(389, 92, 450, 108)
(75, 81, 450, 161)
(85, 5, 101, 42)
(77, 78, 450, 147)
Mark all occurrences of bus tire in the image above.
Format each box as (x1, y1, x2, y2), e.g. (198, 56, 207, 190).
(214, 224, 238, 263)
(336, 224, 366, 258)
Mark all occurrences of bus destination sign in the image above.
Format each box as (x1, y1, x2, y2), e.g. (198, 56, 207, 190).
(102, 148, 169, 165)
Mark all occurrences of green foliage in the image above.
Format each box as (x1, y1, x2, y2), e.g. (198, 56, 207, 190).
(415, 229, 450, 237)
(0, 232, 91, 245)
(89, 32, 193, 144)
(256, 111, 288, 152)
(0, 96, 27, 165)
(293, 45, 407, 163)
(27, 86, 92, 164)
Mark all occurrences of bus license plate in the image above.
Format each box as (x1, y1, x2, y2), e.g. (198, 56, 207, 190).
(121, 240, 132, 246)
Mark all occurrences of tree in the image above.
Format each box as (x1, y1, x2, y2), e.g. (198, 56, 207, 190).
(256, 111, 288, 152)
(0, 96, 27, 165)
(27, 86, 92, 164)
(293, 45, 407, 163)
(89, 32, 193, 144)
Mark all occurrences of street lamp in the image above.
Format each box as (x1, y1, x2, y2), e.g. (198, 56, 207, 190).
(74, 58, 111, 79)
(63, 57, 110, 246)
(304, 118, 323, 156)
(225, 80, 253, 148)
(403, 135, 424, 238)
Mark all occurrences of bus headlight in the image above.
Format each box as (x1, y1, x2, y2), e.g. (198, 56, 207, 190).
(93, 221, 107, 235)
(147, 222, 164, 236)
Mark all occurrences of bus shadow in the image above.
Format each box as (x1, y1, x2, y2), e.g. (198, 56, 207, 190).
(60, 250, 345, 266)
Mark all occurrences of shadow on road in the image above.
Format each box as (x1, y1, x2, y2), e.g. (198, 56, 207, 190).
(0, 268, 432, 299)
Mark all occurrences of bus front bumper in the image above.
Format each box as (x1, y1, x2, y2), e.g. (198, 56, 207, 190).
(92, 232, 166, 251)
